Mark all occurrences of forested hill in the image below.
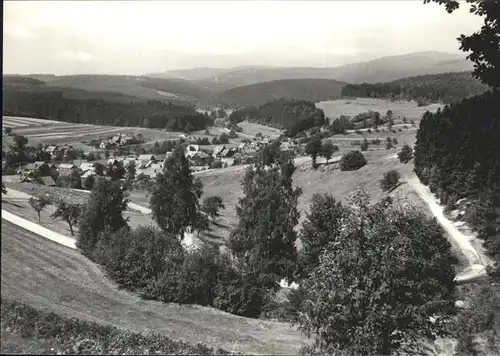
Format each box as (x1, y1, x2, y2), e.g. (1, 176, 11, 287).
(2, 88, 213, 131)
(210, 79, 345, 107)
(414, 89, 500, 267)
(228, 98, 325, 131)
(341, 72, 489, 105)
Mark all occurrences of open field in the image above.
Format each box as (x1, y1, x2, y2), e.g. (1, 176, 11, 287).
(237, 121, 284, 138)
(316, 97, 443, 121)
(0, 220, 308, 354)
(2, 116, 182, 151)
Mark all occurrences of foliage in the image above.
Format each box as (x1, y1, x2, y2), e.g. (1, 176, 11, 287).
(150, 146, 203, 238)
(201, 196, 225, 221)
(0, 298, 231, 355)
(210, 159, 223, 169)
(51, 200, 81, 236)
(29, 195, 51, 222)
(3, 89, 213, 131)
(82, 174, 96, 190)
(296, 193, 346, 280)
(298, 189, 458, 355)
(425, 0, 500, 88)
(341, 72, 489, 104)
(228, 145, 302, 287)
(125, 160, 136, 184)
(360, 138, 369, 151)
(380, 169, 401, 192)
(229, 98, 325, 132)
(12, 135, 28, 151)
(414, 90, 500, 267)
(453, 281, 500, 356)
(77, 177, 129, 256)
(305, 137, 323, 168)
(69, 169, 82, 189)
(321, 141, 338, 164)
(398, 144, 414, 163)
(106, 162, 126, 181)
(386, 137, 394, 149)
(2, 183, 6, 194)
(339, 151, 367, 171)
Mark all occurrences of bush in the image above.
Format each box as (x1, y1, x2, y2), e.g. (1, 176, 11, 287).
(210, 160, 223, 169)
(380, 169, 401, 192)
(0, 298, 231, 355)
(340, 151, 367, 171)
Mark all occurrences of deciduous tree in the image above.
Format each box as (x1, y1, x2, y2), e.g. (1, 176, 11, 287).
(29, 195, 51, 222)
(202, 196, 225, 221)
(380, 169, 401, 192)
(298, 189, 458, 355)
(51, 200, 81, 236)
(398, 144, 414, 163)
(150, 146, 203, 239)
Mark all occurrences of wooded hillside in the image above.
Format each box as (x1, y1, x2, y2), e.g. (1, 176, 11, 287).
(342, 72, 488, 104)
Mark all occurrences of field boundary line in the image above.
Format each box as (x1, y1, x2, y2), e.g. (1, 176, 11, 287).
(1, 209, 76, 250)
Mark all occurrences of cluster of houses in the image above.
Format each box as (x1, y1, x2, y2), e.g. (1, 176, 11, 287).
(98, 133, 137, 150)
(14, 135, 300, 185)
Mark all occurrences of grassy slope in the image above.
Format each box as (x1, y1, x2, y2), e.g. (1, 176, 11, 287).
(212, 79, 345, 107)
(0, 220, 308, 354)
(23, 75, 215, 103)
(317, 97, 443, 121)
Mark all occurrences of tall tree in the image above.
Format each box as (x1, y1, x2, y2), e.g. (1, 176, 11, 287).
(201, 196, 225, 221)
(228, 146, 302, 287)
(150, 145, 203, 239)
(424, 0, 500, 88)
(78, 177, 129, 256)
(29, 195, 51, 222)
(306, 137, 323, 168)
(321, 141, 338, 164)
(398, 144, 414, 163)
(296, 193, 346, 280)
(51, 200, 81, 236)
(298, 189, 458, 355)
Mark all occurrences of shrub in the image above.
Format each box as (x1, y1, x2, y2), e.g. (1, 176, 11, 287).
(398, 144, 414, 164)
(340, 151, 367, 171)
(210, 160, 223, 169)
(0, 298, 231, 355)
(380, 170, 401, 192)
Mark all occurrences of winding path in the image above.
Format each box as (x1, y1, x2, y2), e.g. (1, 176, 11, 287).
(408, 176, 490, 283)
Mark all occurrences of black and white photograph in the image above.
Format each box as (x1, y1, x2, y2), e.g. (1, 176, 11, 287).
(1, 0, 499, 354)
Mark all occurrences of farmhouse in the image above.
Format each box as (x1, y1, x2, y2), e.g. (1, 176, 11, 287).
(137, 154, 156, 168)
(57, 163, 78, 176)
(44, 145, 59, 156)
(185, 144, 200, 159)
(213, 145, 226, 158)
(81, 170, 97, 180)
(40, 176, 56, 186)
(190, 151, 212, 166)
(79, 162, 95, 172)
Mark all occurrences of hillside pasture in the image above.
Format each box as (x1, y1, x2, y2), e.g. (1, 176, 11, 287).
(0, 220, 308, 355)
(317, 97, 443, 121)
(3, 116, 183, 150)
(237, 120, 283, 138)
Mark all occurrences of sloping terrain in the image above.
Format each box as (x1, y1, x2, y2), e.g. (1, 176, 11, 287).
(39, 75, 215, 103)
(211, 79, 345, 107)
(0, 220, 307, 355)
(154, 51, 473, 90)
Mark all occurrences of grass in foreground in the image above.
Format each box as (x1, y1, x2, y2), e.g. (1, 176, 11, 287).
(0, 220, 307, 355)
(1, 298, 232, 355)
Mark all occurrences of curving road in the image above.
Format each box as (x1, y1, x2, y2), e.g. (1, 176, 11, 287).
(408, 176, 490, 283)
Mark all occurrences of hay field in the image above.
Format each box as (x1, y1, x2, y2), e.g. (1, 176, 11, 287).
(316, 97, 443, 121)
(2, 116, 182, 150)
(0, 220, 308, 354)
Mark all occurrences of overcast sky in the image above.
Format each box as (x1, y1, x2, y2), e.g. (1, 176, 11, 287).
(4, 1, 482, 75)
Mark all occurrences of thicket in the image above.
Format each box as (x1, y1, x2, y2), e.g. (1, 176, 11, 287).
(0, 298, 231, 355)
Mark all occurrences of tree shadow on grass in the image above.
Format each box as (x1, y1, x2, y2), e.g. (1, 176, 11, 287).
(2, 200, 25, 209)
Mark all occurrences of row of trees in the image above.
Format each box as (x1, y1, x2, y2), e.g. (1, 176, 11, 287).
(414, 90, 500, 265)
(341, 71, 489, 105)
(228, 98, 325, 131)
(3, 89, 213, 131)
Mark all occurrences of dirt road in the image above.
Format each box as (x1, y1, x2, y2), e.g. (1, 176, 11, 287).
(408, 176, 490, 283)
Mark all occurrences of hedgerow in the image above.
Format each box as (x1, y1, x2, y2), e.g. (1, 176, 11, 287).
(1, 298, 233, 355)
